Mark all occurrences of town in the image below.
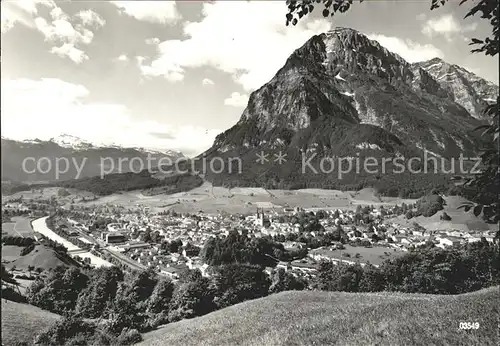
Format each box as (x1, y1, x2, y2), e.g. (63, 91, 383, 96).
(2, 190, 496, 283)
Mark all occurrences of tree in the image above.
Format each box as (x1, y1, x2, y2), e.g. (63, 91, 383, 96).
(211, 263, 271, 308)
(147, 278, 175, 314)
(168, 269, 216, 322)
(27, 266, 89, 314)
(269, 267, 307, 293)
(440, 212, 452, 221)
(317, 261, 364, 292)
(358, 263, 385, 292)
(75, 266, 125, 319)
(34, 316, 104, 346)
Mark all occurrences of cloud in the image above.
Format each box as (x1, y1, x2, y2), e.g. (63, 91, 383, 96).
(33, 5, 107, 63)
(367, 34, 444, 63)
(1, 0, 55, 33)
(110, 1, 181, 24)
(136, 1, 332, 91)
(422, 14, 477, 41)
(136, 55, 185, 82)
(145, 37, 160, 45)
(116, 54, 129, 62)
(416, 13, 426, 21)
(50, 7, 69, 21)
(1, 1, 104, 63)
(1, 78, 218, 156)
(74, 9, 106, 28)
(35, 17, 94, 45)
(224, 92, 249, 107)
(51, 43, 89, 64)
(202, 78, 214, 86)
(149, 132, 176, 140)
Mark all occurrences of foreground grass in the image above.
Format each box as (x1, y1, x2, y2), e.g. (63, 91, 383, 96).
(141, 286, 499, 346)
(1, 298, 61, 345)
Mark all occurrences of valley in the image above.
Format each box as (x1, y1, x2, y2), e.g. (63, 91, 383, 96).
(1, 1, 499, 344)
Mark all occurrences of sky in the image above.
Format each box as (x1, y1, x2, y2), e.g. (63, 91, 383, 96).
(1, 0, 498, 157)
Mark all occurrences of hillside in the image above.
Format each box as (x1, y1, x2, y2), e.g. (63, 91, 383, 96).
(389, 196, 498, 232)
(2, 171, 204, 197)
(0, 136, 184, 183)
(414, 57, 498, 120)
(1, 298, 61, 346)
(141, 287, 499, 346)
(2, 244, 78, 271)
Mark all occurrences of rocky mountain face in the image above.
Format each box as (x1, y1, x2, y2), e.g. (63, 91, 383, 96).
(414, 57, 499, 120)
(201, 28, 497, 195)
(1, 136, 185, 183)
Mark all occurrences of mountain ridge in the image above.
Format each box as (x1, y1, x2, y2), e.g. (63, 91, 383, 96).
(199, 27, 496, 195)
(1, 136, 185, 183)
(414, 57, 499, 120)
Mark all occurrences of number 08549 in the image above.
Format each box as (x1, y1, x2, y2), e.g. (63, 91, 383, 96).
(459, 322, 480, 330)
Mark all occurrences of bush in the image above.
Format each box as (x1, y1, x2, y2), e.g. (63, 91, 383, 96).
(1, 286, 27, 303)
(34, 316, 97, 345)
(20, 243, 36, 256)
(440, 212, 452, 221)
(115, 328, 142, 345)
(58, 188, 71, 197)
(15, 274, 35, 280)
(416, 194, 445, 217)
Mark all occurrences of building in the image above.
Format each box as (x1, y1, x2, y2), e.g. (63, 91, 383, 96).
(33, 232, 45, 241)
(255, 208, 271, 228)
(107, 223, 122, 232)
(437, 236, 461, 249)
(105, 233, 127, 244)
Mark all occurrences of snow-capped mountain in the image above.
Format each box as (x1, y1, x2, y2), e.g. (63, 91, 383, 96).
(48, 134, 96, 150)
(2, 136, 185, 183)
(18, 134, 185, 157)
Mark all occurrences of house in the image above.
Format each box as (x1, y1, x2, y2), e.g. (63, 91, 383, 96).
(33, 232, 45, 241)
(107, 223, 122, 232)
(437, 236, 462, 249)
(283, 241, 306, 251)
(467, 236, 482, 243)
(290, 260, 319, 272)
(105, 233, 127, 244)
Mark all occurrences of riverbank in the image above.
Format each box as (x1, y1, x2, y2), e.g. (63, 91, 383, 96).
(31, 217, 112, 267)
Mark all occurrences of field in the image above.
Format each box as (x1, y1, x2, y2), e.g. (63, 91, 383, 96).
(141, 286, 499, 346)
(311, 244, 405, 266)
(2, 186, 97, 202)
(1, 298, 61, 346)
(72, 184, 418, 214)
(2, 216, 35, 238)
(388, 196, 497, 232)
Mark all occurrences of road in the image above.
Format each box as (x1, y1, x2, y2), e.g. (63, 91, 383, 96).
(103, 248, 147, 271)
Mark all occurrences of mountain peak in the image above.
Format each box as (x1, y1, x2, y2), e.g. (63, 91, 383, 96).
(416, 57, 498, 119)
(426, 57, 445, 64)
(49, 134, 95, 150)
(326, 27, 360, 34)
